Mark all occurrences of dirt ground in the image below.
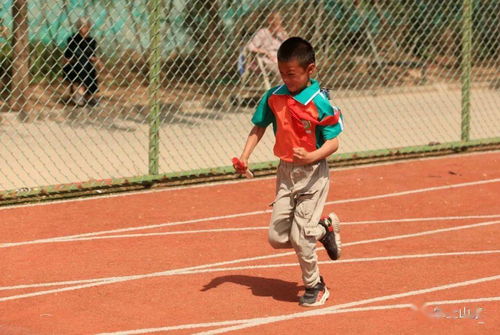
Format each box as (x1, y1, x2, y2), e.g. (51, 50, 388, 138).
(0, 83, 499, 191)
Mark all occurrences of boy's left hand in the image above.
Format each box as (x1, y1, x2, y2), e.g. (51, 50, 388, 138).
(293, 147, 315, 164)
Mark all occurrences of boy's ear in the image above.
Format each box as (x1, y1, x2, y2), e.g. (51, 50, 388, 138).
(307, 63, 316, 75)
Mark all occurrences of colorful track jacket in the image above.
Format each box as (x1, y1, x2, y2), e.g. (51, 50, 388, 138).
(251, 79, 344, 162)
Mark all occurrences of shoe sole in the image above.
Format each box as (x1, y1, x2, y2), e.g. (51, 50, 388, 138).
(329, 212, 342, 259)
(300, 286, 330, 307)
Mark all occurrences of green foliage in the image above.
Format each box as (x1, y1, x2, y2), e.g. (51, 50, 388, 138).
(473, 0, 500, 62)
(29, 42, 64, 83)
(0, 44, 12, 100)
(181, 0, 225, 79)
(0, 41, 64, 100)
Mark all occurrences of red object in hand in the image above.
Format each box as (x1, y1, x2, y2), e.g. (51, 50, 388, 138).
(232, 157, 254, 178)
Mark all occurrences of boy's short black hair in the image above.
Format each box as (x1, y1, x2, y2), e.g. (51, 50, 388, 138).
(277, 37, 315, 68)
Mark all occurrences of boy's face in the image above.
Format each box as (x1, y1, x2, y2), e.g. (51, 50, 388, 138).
(278, 59, 315, 95)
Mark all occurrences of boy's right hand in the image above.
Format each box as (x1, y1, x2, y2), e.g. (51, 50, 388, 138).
(232, 157, 253, 178)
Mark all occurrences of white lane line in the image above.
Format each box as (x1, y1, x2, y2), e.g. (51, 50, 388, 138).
(194, 275, 500, 335)
(5, 214, 499, 246)
(179, 250, 500, 276)
(97, 318, 246, 334)
(32, 227, 270, 244)
(423, 296, 500, 307)
(96, 274, 500, 335)
(0, 220, 498, 302)
(0, 278, 109, 291)
(96, 303, 417, 335)
(2, 178, 499, 248)
(346, 214, 500, 225)
(3, 250, 498, 292)
(0, 250, 295, 302)
(344, 220, 500, 248)
(92, 297, 500, 334)
(330, 178, 500, 205)
(0, 210, 269, 248)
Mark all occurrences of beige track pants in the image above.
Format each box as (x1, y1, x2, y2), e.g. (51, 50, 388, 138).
(268, 159, 329, 288)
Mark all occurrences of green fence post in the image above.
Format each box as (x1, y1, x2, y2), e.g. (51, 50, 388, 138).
(148, 0, 161, 175)
(461, 0, 472, 142)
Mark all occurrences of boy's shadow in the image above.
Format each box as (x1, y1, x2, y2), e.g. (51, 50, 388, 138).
(201, 275, 302, 303)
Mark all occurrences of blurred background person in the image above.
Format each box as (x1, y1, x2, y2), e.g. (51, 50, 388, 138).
(63, 17, 100, 106)
(245, 12, 288, 77)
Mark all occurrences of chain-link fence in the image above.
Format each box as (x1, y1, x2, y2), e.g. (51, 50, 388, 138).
(0, 0, 499, 200)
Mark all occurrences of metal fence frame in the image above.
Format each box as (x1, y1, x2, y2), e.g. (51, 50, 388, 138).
(0, 0, 499, 205)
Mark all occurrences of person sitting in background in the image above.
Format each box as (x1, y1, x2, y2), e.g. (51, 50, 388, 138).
(63, 18, 100, 106)
(245, 12, 288, 78)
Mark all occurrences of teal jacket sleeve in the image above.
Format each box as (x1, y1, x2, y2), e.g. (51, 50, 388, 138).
(313, 93, 344, 141)
(251, 89, 274, 128)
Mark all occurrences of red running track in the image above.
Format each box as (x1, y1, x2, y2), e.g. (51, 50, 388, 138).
(0, 151, 499, 334)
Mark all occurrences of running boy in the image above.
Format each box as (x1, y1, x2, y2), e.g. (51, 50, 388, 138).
(235, 37, 343, 307)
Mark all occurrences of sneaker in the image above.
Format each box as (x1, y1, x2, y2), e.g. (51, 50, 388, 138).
(299, 276, 329, 307)
(319, 212, 342, 260)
